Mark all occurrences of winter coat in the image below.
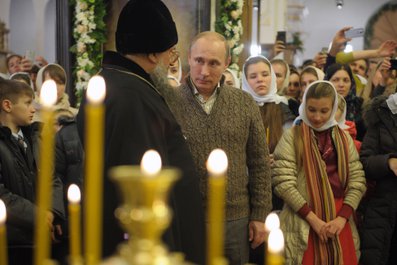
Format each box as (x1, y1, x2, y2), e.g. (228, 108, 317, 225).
(0, 123, 65, 245)
(359, 95, 397, 265)
(272, 126, 366, 264)
(76, 51, 206, 264)
(55, 117, 84, 206)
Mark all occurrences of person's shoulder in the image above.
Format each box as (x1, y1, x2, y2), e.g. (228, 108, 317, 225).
(0, 126, 9, 140)
(101, 67, 151, 91)
(363, 95, 388, 126)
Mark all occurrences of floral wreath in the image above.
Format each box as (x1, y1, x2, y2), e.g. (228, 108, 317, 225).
(71, 0, 106, 104)
(215, 0, 244, 72)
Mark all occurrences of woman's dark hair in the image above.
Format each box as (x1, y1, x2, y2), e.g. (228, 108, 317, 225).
(244, 56, 270, 77)
(324, 63, 354, 87)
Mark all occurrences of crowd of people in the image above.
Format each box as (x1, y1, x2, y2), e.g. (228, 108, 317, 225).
(0, 0, 397, 264)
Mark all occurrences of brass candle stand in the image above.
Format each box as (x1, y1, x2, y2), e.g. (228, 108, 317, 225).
(102, 165, 192, 265)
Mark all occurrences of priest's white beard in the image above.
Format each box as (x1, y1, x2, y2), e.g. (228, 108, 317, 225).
(150, 63, 170, 93)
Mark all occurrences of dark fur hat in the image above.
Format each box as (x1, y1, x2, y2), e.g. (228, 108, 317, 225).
(116, 0, 178, 54)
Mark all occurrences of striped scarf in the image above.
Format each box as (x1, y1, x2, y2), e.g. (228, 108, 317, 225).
(302, 123, 349, 264)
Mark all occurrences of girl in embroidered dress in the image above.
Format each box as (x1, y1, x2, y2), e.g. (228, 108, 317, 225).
(272, 80, 366, 264)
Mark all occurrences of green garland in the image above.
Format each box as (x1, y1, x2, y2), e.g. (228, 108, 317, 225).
(215, 0, 244, 72)
(364, 3, 397, 49)
(70, 0, 107, 104)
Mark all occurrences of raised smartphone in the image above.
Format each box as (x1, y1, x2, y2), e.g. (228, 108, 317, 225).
(276, 31, 286, 43)
(390, 59, 397, 70)
(345, 28, 365, 38)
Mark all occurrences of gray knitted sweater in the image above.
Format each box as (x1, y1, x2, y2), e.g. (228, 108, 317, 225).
(164, 78, 272, 221)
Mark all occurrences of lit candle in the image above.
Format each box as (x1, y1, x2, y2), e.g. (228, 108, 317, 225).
(206, 149, 228, 265)
(0, 199, 8, 265)
(34, 80, 57, 265)
(266, 228, 285, 265)
(68, 184, 82, 264)
(140, 150, 162, 176)
(265, 212, 280, 234)
(264, 212, 280, 264)
(84, 75, 106, 265)
(140, 149, 162, 211)
(266, 127, 270, 145)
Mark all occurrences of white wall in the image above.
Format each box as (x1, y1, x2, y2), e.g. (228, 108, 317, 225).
(298, 0, 389, 64)
(0, 0, 391, 68)
(0, 0, 56, 63)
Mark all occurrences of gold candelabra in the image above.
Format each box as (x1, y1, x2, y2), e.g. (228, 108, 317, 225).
(102, 165, 193, 265)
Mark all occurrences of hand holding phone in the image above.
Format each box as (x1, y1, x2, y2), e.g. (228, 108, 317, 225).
(390, 59, 397, 71)
(276, 31, 286, 44)
(345, 28, 364, 39)
(24, 50, 35, 63)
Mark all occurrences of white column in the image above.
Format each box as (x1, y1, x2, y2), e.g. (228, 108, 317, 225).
(0, 0, 11, 28)
(259, 0, 287, 44)
(34, 0, 46, 58)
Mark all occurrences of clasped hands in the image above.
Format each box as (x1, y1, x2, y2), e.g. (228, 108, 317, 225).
(307, 212, 347, 243)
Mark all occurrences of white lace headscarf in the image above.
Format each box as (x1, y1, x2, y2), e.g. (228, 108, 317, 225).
(270, 58, 290, 95)
(242, 55, 288, 106)
(35, 63, 67, 93)
(224, 68, 240, 88)
(336, 94, 349, 129)
(167, 57, 182, 85)
(295, 80, 338, 131)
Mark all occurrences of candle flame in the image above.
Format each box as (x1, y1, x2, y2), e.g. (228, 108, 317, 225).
(141, 150, 162, 176)
(206, 149, 228, 175)
(68, 184, 81, 204)
(268, 228, 284, 253)
(0, 199, 6, 224)
(40, 80, 57, 107)
(265, 212, 280, 232)
(87, 76, 106, 104)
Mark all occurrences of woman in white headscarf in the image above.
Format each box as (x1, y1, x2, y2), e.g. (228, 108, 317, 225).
(34, 63, 78, 121)
(242, 55, 294, 154)
(167, 57, 182, 87)
(270, 58, 290, 95)
(273, 80, 366, 264)
(223, 68, 240, 88)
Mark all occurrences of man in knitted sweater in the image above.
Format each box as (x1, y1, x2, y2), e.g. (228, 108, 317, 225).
(165, 31, 272, 265)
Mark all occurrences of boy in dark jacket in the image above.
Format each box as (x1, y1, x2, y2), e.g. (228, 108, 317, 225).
(0, 78, 65, 264)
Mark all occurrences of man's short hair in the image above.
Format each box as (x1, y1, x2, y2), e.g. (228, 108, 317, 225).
(189, 31, 230, 61)
(0, 78, 34, 104)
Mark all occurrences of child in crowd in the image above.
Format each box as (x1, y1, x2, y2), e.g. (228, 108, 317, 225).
(273, 80, 366, 264)
(0, 78, 65, 264)
(335, 94, 361, 151)
(35, 63, 78, 121)
(325, 63, 366, 140)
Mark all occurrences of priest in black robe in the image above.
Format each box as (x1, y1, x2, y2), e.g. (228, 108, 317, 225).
(77, 1, 205, 264)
